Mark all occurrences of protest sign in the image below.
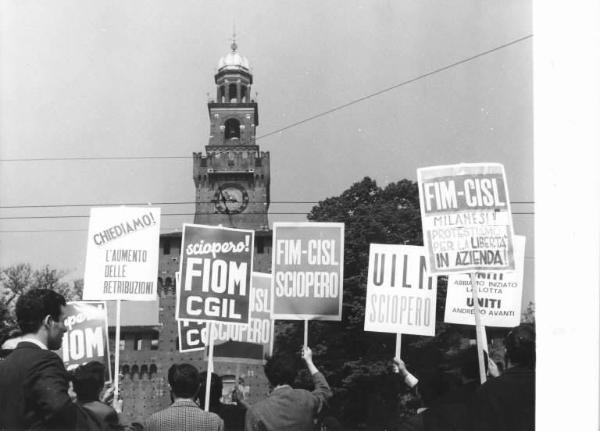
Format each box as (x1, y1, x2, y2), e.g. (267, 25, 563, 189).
(364, 244, 437, 336)
(177, 224, 254, 324)
(83, 207, 160, 301)
(178, 320, 206, 353)
(271, 222, 344, 320)
(444, 235, 526, 327)
(176, 271, 206, 353)
(177, 273, 274, 362)
(59, 301, 111, 377)
(417, 163, 515, 275)
(210, 273, 273, 363)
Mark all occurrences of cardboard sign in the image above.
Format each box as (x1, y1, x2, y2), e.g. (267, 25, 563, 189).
(176, 224, 254, 324)
(175, 272, 206, 353)
(83, 207, 160, 301)
(178, 320, 206, 353)
(271, 222, 344, 320)
(59, 301, 111, 377)
(177, 273, 274, 363)
(364, 244, 437, 336)
(210, 272, 274, 363)
(444, 235, 526, 327)
(417, 163, 515, 275)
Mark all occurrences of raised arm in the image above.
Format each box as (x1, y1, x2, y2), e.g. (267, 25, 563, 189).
(302, 346, 332, 413)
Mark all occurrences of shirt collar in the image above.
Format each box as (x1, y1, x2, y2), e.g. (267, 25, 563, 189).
(271, 385, 292, 393)
(19, 336, 48, 350)
(172, 399, 200, 408)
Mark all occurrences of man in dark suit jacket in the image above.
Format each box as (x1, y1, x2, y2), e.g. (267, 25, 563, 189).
(469, 324, 535, 431)
(0, 289, 102, 431)
(244, 346, 332, 431)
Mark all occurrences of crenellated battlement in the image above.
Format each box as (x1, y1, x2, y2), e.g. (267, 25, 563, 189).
(193, 150, 270, 182)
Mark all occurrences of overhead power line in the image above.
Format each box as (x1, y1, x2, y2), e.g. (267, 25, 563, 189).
(0, 211, 535, 220)
(0, 200, 534, 209)
(0, 227, 185, 233)
(0, 34, 533, 163)
(255, 34, 533, 141)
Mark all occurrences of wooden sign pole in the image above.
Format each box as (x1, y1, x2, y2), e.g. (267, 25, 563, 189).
(204, 321, 215, 412)
(470, 272, 487, 384)
(113, 300, 122, 411)
(303, 320, 308, 348)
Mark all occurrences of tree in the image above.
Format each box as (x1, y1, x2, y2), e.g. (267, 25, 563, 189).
(0, 264, 83, 328)
(521, 301, 535, 323)
(273, 177, 461, 427)
(0, 263, 33, 310)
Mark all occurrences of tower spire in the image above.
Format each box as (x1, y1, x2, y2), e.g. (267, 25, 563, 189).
(230, 23, 237, 52)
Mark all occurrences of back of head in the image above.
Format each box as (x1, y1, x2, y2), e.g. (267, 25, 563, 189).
(16, 289, 66, 334)
(263, 353, 298, 387)
(416, 368, 444, 407)
(198, 372, 223, 411)
(457, 345, 488, 381)
(72, 361, 106, 402)
(505, 323, 535, 368)
(168, 363, 201, 399)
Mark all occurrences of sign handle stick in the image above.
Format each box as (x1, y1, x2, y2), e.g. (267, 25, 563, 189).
(235, 363, 241, 402)
(470, 272, 487, 384)
(395, 333, 402, 359)
(113, 300, 122, 410)
(303, 320, 308, 349)
(204, 321, 215, 412)
(235, 363, 241, 387)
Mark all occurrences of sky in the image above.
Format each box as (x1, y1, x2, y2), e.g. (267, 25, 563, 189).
(0, 0, 533, 306)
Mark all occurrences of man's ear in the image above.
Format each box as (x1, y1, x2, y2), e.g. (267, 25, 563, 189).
(43, 315, 53, 327)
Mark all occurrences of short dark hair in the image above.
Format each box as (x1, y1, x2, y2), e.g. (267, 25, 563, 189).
(415, 368, 444, 406)
(505, 323, 535, 368)
(72, 361, 106, 402)
(457, 345, 488, 380)
(263, 353, 298, 387)
(168, 363, 201, 399)
(198, 372, 223, 410)
(16, 289, 66, 334)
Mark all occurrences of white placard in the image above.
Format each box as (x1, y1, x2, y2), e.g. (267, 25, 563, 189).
(364, 244, 437, 336)
(417, 163, 515, 275)
(83, 207, 160, 301)
(444, 235, 526, 327)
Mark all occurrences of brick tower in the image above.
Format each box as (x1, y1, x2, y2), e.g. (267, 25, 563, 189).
(112, 40, 274, 424)
(193, 39, 270, 231)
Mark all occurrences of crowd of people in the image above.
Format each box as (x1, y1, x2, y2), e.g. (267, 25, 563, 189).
(0, 289, 535, 431)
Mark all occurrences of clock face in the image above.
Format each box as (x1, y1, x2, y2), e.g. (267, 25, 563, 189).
(214, 183, 249, 214)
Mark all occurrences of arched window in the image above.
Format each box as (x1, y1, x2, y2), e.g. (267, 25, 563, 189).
(229, 83, 237, 102)
(149, 364, 158, 378)
(122, 364, 130, 376)
(241, 86, 247, 102)
(224, 118, 241, 139)
(131, 365, 139, 380)
(165, 277, 172, 287)
(140, 365, 148, 379)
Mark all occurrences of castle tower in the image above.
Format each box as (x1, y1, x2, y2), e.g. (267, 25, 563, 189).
(114, 41, 275, 424)
(193, 40, 270, 230)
